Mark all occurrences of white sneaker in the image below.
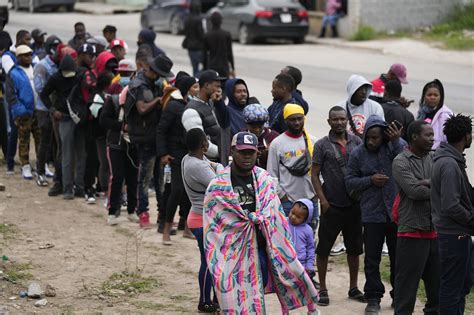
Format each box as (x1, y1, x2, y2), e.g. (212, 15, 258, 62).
(6, 169, 14, 175)
(36, 174, 49, 187)
(107, 215, 118, 226)
(382, 242, 389, 256)
(330, 242, 346, 256)
(45, 164, 54, 178)
(127, 213, 139, 223)
(103, 197, 108, 209)
(85, 194, 96, 204)
(21, 165, 33, 180)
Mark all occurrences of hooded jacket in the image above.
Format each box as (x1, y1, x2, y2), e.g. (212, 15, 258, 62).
(346, 115, 406, 223)
(336, 75, 385, 137)
(225, 78, 249, 136)
(94, 51, 116, 76)
(268, 97, 308, 134)
(6, 64, 35, 119)
(137, 29, 165, 58)
(431, 142, 474, 235)
(288, 199, 315, 271)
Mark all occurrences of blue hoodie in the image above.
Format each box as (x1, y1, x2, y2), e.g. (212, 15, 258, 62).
(289, 199, 315, 271)
(346, 115, 406, 223)
(225, 78, 249, 136)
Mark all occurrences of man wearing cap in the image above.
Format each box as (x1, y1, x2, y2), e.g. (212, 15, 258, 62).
(182, 69, 228, 164)
(267, 104, 318, 223)
(203, 131, 319, 314)
(108, 59, 136, 95)
(370, 63, 408, 104)
(86, 36, 108, 55)
(110, 39, 127, 62)
(5, 45, 40, 180)
(125, 54, 174, 229)
(33, 35, 64, 187)
(30, 29, 47, 60)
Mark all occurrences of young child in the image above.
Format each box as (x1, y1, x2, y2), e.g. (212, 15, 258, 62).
(288, 198, 316, 280)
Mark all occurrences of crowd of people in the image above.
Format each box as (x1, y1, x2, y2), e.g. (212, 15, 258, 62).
(0, 14, 472, 315)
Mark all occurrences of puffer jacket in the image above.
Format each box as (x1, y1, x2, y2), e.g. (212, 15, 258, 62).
(6, 65, 35, 119)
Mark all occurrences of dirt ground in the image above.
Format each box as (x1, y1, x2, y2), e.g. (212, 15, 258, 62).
(0, 167, 423, 314)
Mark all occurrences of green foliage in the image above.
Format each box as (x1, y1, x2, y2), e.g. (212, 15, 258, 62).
(101, 271, 159, 296)
(351, 25, 377, 41)
(0, 261, 33, 283)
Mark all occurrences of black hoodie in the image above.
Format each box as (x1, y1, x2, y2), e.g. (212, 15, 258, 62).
(431, 142, 474, 235)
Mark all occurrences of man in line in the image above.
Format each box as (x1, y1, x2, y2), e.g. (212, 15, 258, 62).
(392, 120, 439, 314)
(311, 106, 365, 306)
(380, 80, 414, 141)
(125, 55, 173, 228)
(5, 45, 40, 180)
(336, 74, 385, 139)
(431, 114, 473, 315)
(68, 22, 91, 52)
(281, 65, 309, 112)
(370, 63, 408, 104)
(346, 115, 406, 314)
(268, 73, 308, 133)
(267, 104, 317, 225)
(182, 70, 227, 164)
(225, 77, 259, 136)
(103, 25, 117, 45)
(203, 131, 319, 314)
(30, 28, 47, 60)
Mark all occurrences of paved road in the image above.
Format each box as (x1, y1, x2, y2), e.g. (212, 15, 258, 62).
(6, 11, 474, 176)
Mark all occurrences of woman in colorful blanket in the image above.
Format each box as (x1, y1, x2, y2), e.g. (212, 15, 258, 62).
(203, 131, 319, 315)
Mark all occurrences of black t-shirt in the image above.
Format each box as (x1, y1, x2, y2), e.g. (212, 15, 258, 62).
(231, 172, 266, 248)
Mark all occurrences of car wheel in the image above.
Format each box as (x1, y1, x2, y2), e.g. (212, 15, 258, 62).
(294, 37, 305, 44)
(169, 14, 180, 35)
(239, 24, 252, 45)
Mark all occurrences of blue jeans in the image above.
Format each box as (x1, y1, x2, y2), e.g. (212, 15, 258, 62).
(188, 50, 202, 77)
(191, 227, 215, 305)
(321, 13, 342, 28)
(438, 233, 473, 315)
(136, 144, 161, 215)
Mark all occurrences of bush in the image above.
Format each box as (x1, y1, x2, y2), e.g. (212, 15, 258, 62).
(351, 25, 377, 41)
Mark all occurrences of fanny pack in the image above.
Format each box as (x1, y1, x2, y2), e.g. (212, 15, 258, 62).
(280, 133, 311, 177)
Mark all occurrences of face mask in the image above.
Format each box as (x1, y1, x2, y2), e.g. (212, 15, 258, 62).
(62, 71, 76, 78)
(119, 76, 131, 87)
(187, 95, 194, 102)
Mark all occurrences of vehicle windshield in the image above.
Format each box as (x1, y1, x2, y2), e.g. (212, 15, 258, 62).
(256, 0, 300, 6)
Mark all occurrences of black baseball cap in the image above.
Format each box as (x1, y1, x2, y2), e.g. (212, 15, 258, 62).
(198, 70, 226, 85)
(231, 132, 258, 151)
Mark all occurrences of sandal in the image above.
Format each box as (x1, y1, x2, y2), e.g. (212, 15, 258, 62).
(317, 289, 329, 306)
(348, 287, 367, 303)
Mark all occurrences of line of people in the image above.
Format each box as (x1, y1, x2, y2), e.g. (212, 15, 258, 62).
(0, 21, 472, 315)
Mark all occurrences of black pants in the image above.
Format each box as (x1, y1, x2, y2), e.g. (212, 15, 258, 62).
(84, 126, 99, 195)
(394, 237, 440, 315)
(164, 162, 191, 223)
(51, 117, 62, 185)
(106, 145, 138, 216)
(0, 97, 7, 158)
(363, 222, 397, 301)
(96, 137, 109, 192)
(36, 111, 53, 176)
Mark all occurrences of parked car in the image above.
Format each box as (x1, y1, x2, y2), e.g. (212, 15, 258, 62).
(13, 0, 75, 12)
(0, 0, 8, 24)
(209, 0, 309, 44)
(141, 0, 217, 35)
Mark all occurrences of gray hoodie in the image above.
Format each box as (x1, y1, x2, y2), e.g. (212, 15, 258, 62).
(431, 142, 474, 235)
(336, 75, 385, 136)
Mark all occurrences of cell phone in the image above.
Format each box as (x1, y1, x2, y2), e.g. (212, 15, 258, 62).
(393, 120, 403, 130)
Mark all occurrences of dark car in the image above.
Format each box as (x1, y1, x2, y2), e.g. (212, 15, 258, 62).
(210, 0, 309, 44)
(141, 0, 218, 35)
(13, 0, 75, 12)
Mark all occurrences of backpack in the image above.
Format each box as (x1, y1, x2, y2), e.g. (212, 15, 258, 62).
(66, 82, 88, 125)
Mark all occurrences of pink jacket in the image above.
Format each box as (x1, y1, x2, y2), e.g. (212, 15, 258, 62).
(326, 0, 341, 15)
(428, 104, 453, 150)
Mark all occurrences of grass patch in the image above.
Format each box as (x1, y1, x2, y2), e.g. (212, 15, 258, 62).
(101, 271, 160, 297)
(0, 223, 18, 242)
(132, 301, 168, 311)
(351, 25, 377, 41)
(0, 261, 33, 283)
(60, 304, 75, 314)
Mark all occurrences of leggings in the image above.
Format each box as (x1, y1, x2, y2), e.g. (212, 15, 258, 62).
(191, 227, 216, 305)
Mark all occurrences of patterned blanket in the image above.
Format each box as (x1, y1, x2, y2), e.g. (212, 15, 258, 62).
(203, 166, 318, 314)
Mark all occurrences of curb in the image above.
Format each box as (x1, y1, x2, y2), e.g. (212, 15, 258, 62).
(74, 2, 143, 14)
(305, 35, 385, 53)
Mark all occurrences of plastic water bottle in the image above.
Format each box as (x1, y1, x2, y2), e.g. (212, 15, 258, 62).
(164, 164, 171, 184)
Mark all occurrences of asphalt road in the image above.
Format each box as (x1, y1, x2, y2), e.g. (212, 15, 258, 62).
(6, 11, 474, 176)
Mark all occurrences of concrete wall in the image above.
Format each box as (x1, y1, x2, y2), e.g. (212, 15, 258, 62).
(337, 0, 467, 38)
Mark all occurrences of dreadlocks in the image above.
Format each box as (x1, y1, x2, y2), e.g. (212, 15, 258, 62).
(443, 113, 473, 144)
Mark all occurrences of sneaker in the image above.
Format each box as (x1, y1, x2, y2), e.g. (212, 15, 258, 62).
(382, 242, 389, 256)
(21, 165, 33, 180)
(107, 215, 119, 226)
(36, 174, 49, 187)
(364, 299, 381, 315)
(317, 289, 330, 306)
(198, 303, 219, 313)
(127, 213, 139, 223)
(6, 168, 14, 175)
(139, 212, 152, 229)
(63, 191, 74, 200)
(348, 287, 366, 303)
(45, 164, 54, 178)
(330, 242, 346, 256)
(48, 182, 63, 196)
(85, 194, 96, 204)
